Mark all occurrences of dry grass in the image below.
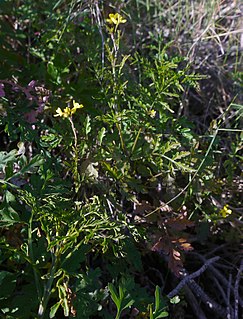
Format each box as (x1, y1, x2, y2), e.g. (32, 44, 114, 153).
(125, 0, 242, 130)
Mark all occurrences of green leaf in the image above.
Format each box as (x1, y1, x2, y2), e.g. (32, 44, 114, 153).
(172, 151, 191, 161)
(170, 295, 180, 304)
(119, 285, 124, 300)
(62, 297, 69, 317)
(97, 127, 106, 145)
(47, 61, 58, 80)
(108, 283, 120, 309)
(121, 298, 134, 311)
(137, 163, 151, 177)
(50, 301, 61, 318)
(0, 150, 17, 171)
(102, 162, 119, 179)
(155, 311, 169, 318)
(0, 205, 19, 225)
(155, 286, 160, 312)
(8, 154, 44, 180)
(61, 244, 89, 273)
(162, 141, 180, 154)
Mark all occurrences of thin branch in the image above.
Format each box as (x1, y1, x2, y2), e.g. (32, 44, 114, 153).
(188, 279, 226, 318)
(167, 256, 220, 298)
(184, 284, 207, 319)
(212, 275, 228, 305)
(234, 259, 243, 319)
(205, 243, 228, 257)
(192, 251, 243, 308)
(226, 273, 232, 319)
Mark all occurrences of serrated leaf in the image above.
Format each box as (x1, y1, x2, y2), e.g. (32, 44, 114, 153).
(97, 127, 106, 145)
(162, 154, 195, 172)
(119, 54, 130, 74)
(162, 141, 180, 154)
(84, 115, 91, 136)
(172, 151, 191, 161)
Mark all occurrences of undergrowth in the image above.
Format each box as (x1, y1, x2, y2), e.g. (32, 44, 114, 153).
(0, 1, 242, 319)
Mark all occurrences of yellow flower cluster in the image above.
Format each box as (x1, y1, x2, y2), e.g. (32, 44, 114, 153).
(219, 204, 232, 218)
(54, 100, 83, 118)
(106, 13, 126, 25)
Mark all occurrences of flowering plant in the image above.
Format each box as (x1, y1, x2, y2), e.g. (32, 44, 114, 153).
(54, 100, 83, 118)
(219, 204, 232, 218)
(106, 13, 127, 26)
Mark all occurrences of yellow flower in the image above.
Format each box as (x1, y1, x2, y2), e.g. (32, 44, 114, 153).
(148, 109, 156, 118)
(71, 100, 84, 114)
(54, 100, 84, 118)
(63, 107, 72, 117)
(106, 13, 127, 25)
(54, 107, 65, 117)
(219, 205, 232, 218)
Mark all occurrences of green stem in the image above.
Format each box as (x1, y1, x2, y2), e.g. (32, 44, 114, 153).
(69, 116, 80, 192)
(38, 250, 58, 318)
(131, 128, 142, 154)
(115, 122, 126, 154)
(28, 210, 42, 301)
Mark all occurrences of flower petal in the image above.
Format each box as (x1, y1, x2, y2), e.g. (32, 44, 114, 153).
(54, 107, 64, 117)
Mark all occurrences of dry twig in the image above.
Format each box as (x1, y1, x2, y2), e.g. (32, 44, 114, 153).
(167, 256, 220, 298)
(234, 259, 243, 319)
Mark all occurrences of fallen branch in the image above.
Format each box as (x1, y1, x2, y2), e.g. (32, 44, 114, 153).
(167, 256, 219, 298)
(192, 252, 243, 308)
(167, 256, 227, 318)
(184, 284, 207, 319)
(226, 273, 232, 319)
(234, 259, 243, 319)
(188, 279, 226, 318)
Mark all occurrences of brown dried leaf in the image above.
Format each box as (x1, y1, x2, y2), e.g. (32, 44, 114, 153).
(166, 216, 194, 231)
(174, 238, 194, 251)
(151, 236, 183, 277)
(169, 249, 183, 277)
(133, 200, 154, 215)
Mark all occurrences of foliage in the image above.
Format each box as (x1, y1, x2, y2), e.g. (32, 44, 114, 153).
(0, 1, 242, 319)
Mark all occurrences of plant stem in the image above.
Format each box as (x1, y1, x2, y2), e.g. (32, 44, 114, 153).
(28, 210, 42, 302)
(69, 117, 77, 148)
(38, 250, 57, 318)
